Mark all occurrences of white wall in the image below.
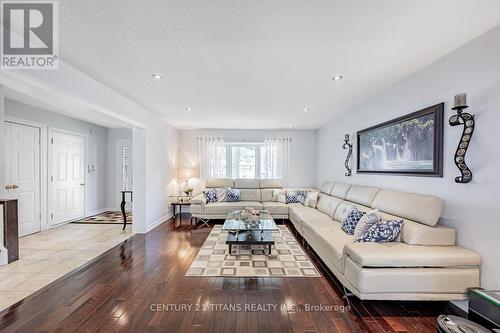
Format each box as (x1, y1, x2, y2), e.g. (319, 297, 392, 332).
(106, 128, 133, 209)
(5, 99, 108, 216)
(317, 25, 500, 290)
(178, 128, 317, 193)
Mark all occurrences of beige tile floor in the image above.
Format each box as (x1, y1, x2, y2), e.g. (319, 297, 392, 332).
(0, 223, 133, 312)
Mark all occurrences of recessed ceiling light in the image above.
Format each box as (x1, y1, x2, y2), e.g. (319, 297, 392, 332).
(201, 124, 207, 128)
(303, 107, 310, 112)
(152, 73, 165, 80)
(186, 107, 192, 112)
(332, 75, 344, 81)
(288, 124, 293, 128)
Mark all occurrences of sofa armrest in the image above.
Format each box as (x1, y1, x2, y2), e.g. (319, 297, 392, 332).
(191, 193, 207, 206)
(343, 242, 481, 268)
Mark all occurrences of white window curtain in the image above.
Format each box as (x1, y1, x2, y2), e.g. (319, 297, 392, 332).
(197, 137, 226, 179)
(263, 137, 291, 185)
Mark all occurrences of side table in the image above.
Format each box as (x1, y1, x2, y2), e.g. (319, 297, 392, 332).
(171, 201, 191, 224)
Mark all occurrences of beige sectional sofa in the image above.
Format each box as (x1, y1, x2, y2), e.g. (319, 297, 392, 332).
(191, 178, 481, 301)
(191, 178, 290, 219)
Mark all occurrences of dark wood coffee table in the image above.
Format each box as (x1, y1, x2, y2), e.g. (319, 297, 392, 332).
(226, 230, 274, 255)
(223, 210, 278, 256)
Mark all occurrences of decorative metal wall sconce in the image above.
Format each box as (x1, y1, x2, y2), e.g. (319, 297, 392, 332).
(342, 134, 353, 176)
(449, 93, 475, 183)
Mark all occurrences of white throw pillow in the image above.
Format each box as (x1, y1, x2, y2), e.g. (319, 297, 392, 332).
(272, 189, 286, 203)
(304, 192, 319, 208)
(216, 187, 229, 202)
(353, 209, 381, 239)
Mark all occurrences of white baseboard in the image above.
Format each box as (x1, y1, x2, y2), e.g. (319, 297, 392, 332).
(146, 212, 174, 233)
(50, 207, 112, 228)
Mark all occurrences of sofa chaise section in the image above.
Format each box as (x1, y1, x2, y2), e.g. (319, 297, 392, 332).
(289, 181, 481, 301)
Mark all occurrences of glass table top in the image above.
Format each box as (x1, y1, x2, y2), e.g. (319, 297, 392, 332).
(470, 289, 500, 306)
(222, 210, 278, 231)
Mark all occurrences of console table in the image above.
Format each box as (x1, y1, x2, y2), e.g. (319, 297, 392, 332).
(0, 199, 19, 263)
(120, 191, 132, 230)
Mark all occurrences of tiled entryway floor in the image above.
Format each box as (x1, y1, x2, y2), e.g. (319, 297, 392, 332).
(0, 223, 133, 311)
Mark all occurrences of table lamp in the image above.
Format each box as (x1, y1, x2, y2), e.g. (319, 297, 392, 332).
(178, 168, 195, 198)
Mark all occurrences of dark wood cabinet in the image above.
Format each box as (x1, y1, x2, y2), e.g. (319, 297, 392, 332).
(1, 199, 19, 263)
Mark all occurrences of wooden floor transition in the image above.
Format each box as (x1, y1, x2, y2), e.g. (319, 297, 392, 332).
(0, 215, 463, 332)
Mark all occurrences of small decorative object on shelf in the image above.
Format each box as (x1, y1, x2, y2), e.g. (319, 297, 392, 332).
(342, 134, 353, 176)
(449, 93, 475, 183)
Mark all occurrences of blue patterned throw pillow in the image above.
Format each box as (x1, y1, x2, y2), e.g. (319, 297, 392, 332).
(203, 189, 218, 204)
(341, 207, 365, 235)
(285, 190, 309, 204)
(227, 189, 240, 202)
(355, 220, 404, 243)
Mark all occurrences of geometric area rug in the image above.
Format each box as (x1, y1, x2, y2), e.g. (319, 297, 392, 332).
(185, 225, 321, 277)
(71, 211, 132, 225)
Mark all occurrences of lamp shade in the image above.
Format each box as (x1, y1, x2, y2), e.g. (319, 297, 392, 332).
(178, 168, 195, 179)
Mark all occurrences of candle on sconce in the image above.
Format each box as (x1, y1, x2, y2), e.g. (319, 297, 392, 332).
(345, 134, 350, 141)
(453, 93, 467, 110)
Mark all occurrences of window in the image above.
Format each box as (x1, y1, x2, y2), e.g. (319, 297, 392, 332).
(225, 143, 266, 179)
(121, 146, 130, 190)
(198, 137, 289, 183)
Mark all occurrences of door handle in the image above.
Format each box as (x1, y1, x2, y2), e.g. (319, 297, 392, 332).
(4, 185, 12, 190)
(80, 183, 85, 186)
(12, 185, 18, 189)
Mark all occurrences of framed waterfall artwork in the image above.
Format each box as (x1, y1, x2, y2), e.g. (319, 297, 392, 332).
(357, 103, 444, 177)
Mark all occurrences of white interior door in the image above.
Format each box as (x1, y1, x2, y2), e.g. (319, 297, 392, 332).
(4, 122, 41, 237)
(116, 139, 132, 211)
(50, 130, 85, 225)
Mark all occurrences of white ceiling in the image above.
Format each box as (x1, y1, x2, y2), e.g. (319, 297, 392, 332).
(59, 0, 500, 129)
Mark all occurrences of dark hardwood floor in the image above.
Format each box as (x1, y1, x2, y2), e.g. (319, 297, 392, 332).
(0, 215, 462, 332)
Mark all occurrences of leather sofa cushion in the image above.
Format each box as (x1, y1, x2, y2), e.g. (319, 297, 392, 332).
(346, 185, 380, 206)
(301, 222, 353, 274)
(331, 182, 351, 199)
(260, 189, 274, 202)
(343, 242, 481, 268)
(190, 204, 202, 214)
(235, 179, 260, 189)
(371, 189, 444, 227)
(260, 179, 283, 189)
(206, 178, 234, 188)
(205, 201, 263, 215)
(402, 222, 456, 246)
(316, 194, 343, 218)
(319, 181, 335, 194)
(378, 211, 456, 246)
(262, 202, 289, 215)
(287, 203, 304, 231)
(190, 193, 206, 205)
(344, 256, 480, 295)
(240, 189, 261, 202)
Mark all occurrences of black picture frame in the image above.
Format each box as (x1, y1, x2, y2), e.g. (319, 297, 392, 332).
(356, 103, 444, 177)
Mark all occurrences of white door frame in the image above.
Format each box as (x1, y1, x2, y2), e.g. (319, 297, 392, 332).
(48, 127, 87, 226)
(4, 116, 48, 231)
